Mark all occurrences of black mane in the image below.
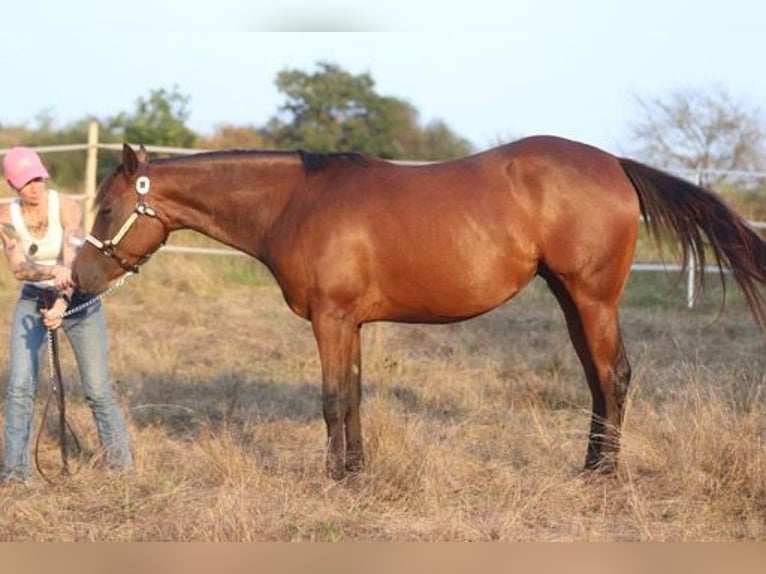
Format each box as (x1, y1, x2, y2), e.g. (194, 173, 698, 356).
(297, 150, 368, 173)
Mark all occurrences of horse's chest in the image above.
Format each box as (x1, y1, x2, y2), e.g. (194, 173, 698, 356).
(268, 253, 313, 320)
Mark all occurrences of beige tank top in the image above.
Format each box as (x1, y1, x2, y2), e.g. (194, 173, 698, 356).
(9, 190, 63, 288)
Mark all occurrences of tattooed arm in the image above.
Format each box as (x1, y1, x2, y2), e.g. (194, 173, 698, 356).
(0, 220, 67, 283)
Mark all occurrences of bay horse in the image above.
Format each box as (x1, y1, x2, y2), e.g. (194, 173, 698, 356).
(72, 136, 766, 479)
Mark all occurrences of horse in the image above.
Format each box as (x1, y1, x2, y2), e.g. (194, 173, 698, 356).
(72, 136, 766, 479)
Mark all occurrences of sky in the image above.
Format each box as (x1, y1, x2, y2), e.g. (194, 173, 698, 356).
(2, 0, 764, 155)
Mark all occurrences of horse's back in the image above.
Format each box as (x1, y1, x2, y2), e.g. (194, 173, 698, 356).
(357, 135, 642, 280)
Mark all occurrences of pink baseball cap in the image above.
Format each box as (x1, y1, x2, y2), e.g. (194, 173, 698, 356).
(3, 147, 50, 190)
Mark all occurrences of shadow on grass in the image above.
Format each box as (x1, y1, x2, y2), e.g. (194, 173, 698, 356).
(126, 373, 477, 441)
(125, 373, 321, 438)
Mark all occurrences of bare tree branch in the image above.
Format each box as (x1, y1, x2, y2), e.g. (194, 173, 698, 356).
(627, 85, 766, 187)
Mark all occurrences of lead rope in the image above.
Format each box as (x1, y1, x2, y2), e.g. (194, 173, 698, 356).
(34, 328, 80, 483)
(34, 272, 134, 484)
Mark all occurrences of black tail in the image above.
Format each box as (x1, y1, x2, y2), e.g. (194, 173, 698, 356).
(619, 158, 766, 331)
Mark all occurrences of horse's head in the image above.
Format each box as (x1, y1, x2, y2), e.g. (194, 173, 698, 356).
(73, 144, 169, 295)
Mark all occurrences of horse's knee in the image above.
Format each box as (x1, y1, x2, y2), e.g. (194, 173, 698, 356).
(322, 391, 345, 425)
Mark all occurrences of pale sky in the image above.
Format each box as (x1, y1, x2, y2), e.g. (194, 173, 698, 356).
(2, 1, 763, 155)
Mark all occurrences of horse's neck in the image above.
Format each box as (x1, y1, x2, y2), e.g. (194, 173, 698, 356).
(160, 158, 302, 258)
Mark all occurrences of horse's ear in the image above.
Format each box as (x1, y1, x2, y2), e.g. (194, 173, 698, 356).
(122, 143, 139, 175)
(137, 143, 148, 164)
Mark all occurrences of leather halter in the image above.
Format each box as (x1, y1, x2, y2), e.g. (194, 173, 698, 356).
(84, 173, 168, 273)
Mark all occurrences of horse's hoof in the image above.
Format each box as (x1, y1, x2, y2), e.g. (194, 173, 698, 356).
(581, 459, 618, 476)
(327, 462, 346, 481)
(345, 453, 365, 474)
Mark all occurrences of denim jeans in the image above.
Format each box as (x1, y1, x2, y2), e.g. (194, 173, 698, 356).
(2, 285, 132, 481)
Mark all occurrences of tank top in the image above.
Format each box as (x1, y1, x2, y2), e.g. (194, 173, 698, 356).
(9, 190, 63, 288)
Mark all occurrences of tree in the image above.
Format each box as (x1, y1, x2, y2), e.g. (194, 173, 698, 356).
(197, 123, 270, 150)
(627, 86, 766, 185)
(266, 61, 471, 160)
(108, 86, 197, 149)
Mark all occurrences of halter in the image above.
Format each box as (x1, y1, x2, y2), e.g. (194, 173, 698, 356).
(84, 173, 168, 273)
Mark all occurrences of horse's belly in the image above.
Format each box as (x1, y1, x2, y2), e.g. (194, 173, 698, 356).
(373, 252, 538, 323)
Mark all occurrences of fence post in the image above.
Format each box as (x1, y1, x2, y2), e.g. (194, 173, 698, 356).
(83, 121, 99, 232)
(686, 170, 703, 309)
(686, 248, 696, 309)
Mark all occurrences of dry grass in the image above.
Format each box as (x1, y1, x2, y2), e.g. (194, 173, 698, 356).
(0, 253, 763, 541)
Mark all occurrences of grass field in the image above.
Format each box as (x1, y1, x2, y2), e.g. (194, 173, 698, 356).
(0, 245, 763, 541)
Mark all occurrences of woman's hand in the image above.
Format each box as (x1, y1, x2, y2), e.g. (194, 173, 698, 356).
(52, 265, 74, 290)
(41, 297, 68, 330)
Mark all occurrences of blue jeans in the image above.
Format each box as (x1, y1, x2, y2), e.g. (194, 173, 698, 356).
(3, 285, 132, 480)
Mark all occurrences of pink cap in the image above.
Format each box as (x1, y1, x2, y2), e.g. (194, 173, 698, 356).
(3, 147, 50, 189)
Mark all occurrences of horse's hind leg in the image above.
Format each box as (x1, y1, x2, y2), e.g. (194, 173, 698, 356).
(540, 268, 632, 472)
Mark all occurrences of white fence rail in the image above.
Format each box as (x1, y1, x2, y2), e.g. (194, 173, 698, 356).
(2, 124, 764, 308)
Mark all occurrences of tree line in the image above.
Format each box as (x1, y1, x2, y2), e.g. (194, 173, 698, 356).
(0, 62, 471, 192)
(1, 61, 764, 218)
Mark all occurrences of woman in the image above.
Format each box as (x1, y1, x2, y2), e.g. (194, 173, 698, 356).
(0, 147, 132, 482)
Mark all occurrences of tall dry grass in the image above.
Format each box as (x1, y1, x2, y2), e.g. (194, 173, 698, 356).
(0, 252, 763, 541)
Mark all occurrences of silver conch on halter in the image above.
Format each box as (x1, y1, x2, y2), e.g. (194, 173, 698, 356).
(84, 174, 166, 273)
(135, 176, 150, 195)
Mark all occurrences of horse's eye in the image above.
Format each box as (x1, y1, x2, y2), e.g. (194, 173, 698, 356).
(100, 206, 112, 216)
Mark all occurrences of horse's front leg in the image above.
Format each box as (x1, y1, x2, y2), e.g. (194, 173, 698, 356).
(345, 325, 364, 473)
(312, 311, 363, 480)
